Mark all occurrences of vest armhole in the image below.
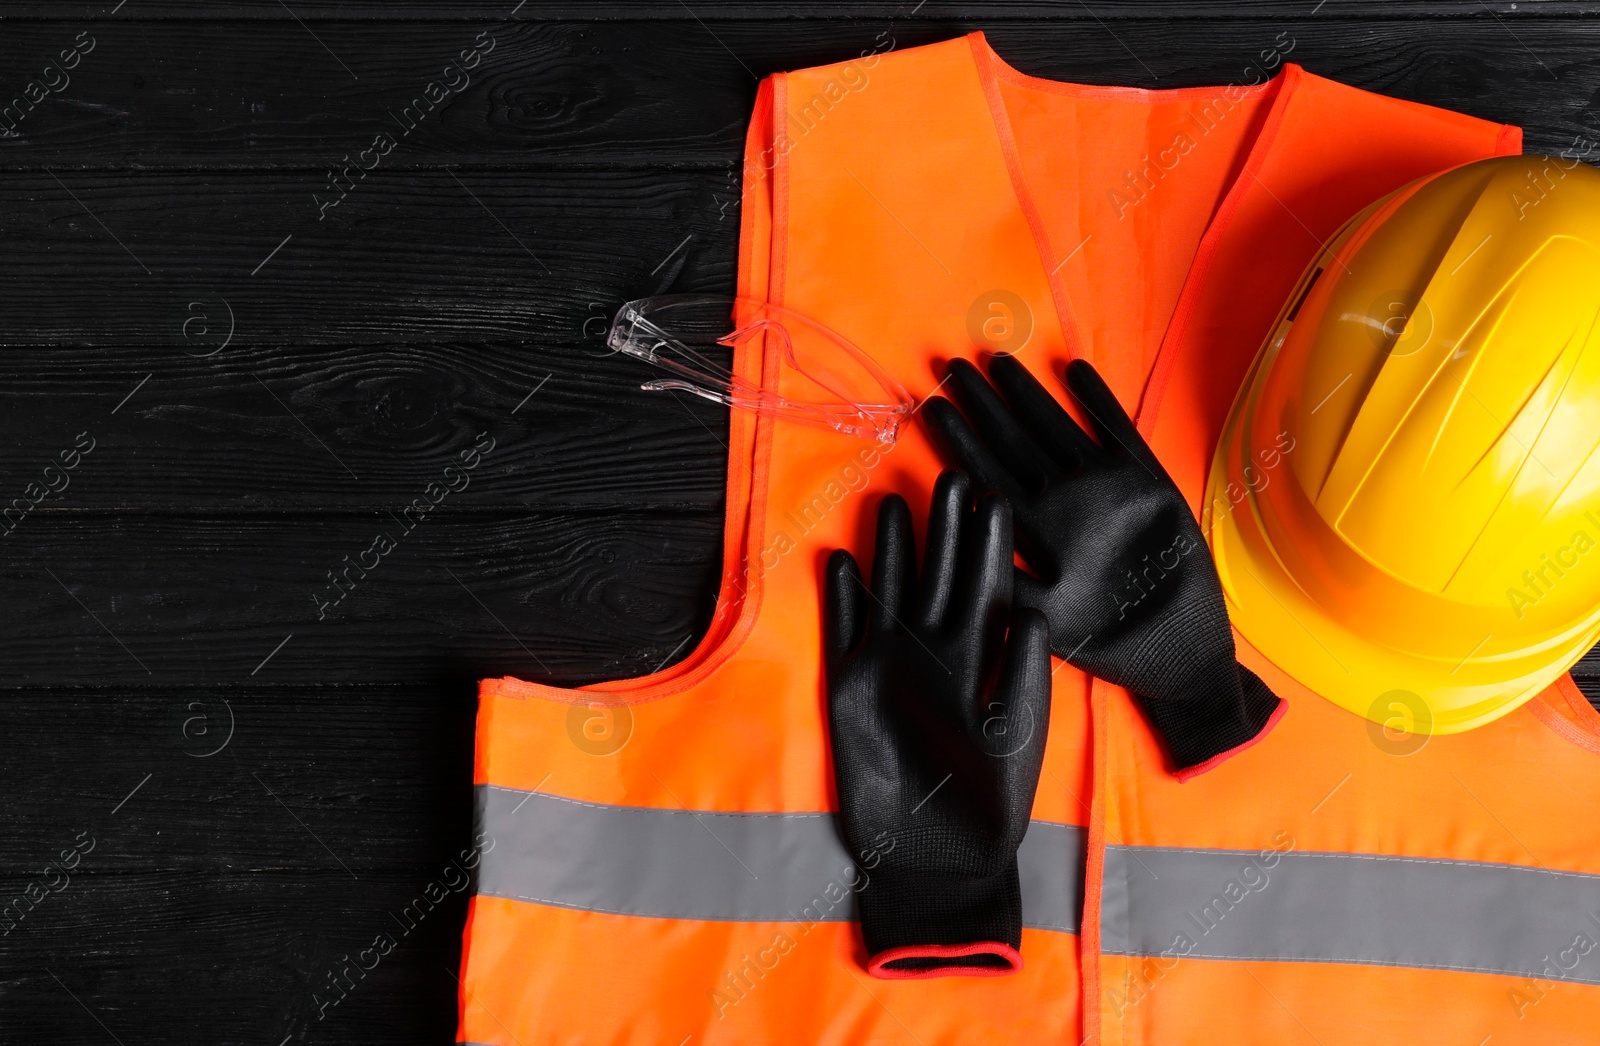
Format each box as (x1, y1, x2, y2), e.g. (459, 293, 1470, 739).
(1533, 674, 1600, 756)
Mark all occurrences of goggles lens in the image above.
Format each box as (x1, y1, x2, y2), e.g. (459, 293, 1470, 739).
(607, 295, 913, 442)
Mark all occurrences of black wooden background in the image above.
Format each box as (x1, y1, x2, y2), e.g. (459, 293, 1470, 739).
(1, 2, 1598, 1043)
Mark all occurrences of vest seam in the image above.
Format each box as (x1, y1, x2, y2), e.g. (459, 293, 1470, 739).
(1083, 676, 1112, 1046)
(970, 31, 1087, 366)
(1531, 674, 1600, 755)
(484, 785, 832, 819)
(1099, 947, 1600, 981)
(1134, 64, 1300, 437)
(1110, 844, 1600, 880)
(481, 887, 1083, 933)
(482, 784, 1089, 827)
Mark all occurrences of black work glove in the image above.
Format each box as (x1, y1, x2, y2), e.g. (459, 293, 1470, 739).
(925, 356, 1283, 778)
(825, 469, 1051, 979)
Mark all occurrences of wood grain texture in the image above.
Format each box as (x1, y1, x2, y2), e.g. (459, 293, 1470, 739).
(0, 341, 730, 509)
(0, 18, 1595, 167)
(0, 870, 465, 1044)
(0, 682, 475, 1041)
(0, 167, 735, 346)
(0, 685, 476, 871)
(0, 511, 724, 685)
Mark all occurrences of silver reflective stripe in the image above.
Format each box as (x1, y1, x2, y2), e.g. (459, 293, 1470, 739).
(1102, 845, 1600, 985)
(474, 784, 1083, 932)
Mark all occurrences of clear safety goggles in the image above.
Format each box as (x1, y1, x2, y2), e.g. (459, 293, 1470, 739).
(606, 295, 914, 442)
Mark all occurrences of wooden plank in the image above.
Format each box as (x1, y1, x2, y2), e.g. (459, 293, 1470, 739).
(0, 870, 462, 1044)
(0, 685, 474, 870)
(0, 511, 726, 685)
(0, 341, 729, 510)
(0, 18, 1595, 167)
(0, 167, 735, 345)
(0, 18, 767, 168)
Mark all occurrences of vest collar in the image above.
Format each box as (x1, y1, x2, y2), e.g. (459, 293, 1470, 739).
(968, 30, 1302, 427)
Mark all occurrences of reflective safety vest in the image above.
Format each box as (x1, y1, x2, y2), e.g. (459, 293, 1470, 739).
(457, 33, 1530, 1045)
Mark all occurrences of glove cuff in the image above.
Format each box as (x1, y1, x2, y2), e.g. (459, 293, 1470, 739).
(1138, 662, 1286, 778)
(858, 863, 1024, 979)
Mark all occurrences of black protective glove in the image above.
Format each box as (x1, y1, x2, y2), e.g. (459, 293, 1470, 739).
(925, 356, 1283, 778)
(825, 469, 1051, 979)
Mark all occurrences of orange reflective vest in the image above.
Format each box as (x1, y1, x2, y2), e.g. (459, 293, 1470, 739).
(457, 33, 1552, 1045)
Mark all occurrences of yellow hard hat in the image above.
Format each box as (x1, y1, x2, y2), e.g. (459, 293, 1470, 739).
(1207, 155, 1600, 734)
